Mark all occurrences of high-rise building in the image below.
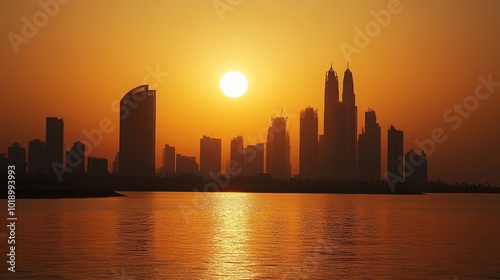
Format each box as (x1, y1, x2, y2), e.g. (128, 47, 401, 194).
(8, 143, 26, 176)
(119, 85, 156, 177)
(266, 116, 291, 180)
(321, 65, 340, 180)
(230, 136, 245, 176)
(161, 144, 175, 178)
(405, 149, 428, 184)
(358, 109, 381, 181)
(66, 141, 85, 177)
(342, 65, 358, 181)
(87, 157, 108, 177)
(320, 64, 358, 181)
(176, 154, 199, 175)
(200, 135, 221, 179)
(387, 125, 404, 181)
(28, 139, 46, 176)
(45, 117, 64, 172)
(0, 154, 10, 180)
(318, 134, 325, 178)
(245, 143, 264, 176)
(299, 106, 318, 179)
(112, 152, 119, 174)
(285, 131, 291, 179)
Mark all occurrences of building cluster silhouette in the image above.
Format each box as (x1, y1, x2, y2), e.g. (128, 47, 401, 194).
(1, 63, 428, 185)
(298, 64, 427, 184)
(1, 117, 109, 180)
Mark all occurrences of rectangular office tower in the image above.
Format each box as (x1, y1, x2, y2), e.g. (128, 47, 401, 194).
(161, 144, 175, 178)
(119, 85, 156, 177)
(66, 141, 85, 178)
(299, 107, 318, 179)
(266, 116, 291, 180)
(28, 139, 46, 176)
(230, 136, 245, 176)
(387, 125, 404, 181)
(245, 143, 264, 176)
(46, 117, 64, 172)
(358, 109, 381, 181)
(200, 135, 222, 179)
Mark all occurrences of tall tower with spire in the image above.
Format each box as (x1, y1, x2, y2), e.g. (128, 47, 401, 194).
(320, 63, 358, 182)
(342, 64, 358, 180)
(321, 64, 340, 180)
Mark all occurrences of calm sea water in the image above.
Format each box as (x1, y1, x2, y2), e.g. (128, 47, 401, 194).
(1, 192, 499, 279)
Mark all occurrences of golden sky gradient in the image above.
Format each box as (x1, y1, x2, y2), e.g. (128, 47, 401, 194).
(1, 0, 499, 184)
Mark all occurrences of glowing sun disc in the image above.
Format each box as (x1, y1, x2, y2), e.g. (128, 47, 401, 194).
(220, 71, 248, 98)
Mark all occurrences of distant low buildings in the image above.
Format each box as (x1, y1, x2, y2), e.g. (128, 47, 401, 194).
(245, 143, 264, 176)
(0, 154, 10, 179)
(8, 142, 26, 176)
(28, 139, 46, 176)
(176, 154, 199, 175)
(405, 149, 428, 184)
(230, 136, 245, 176)
(66, 141, 85, 178)
(87, 157, 108, 177)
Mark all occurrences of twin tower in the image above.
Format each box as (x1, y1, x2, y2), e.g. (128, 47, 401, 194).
(300, 64, 359, 181)
(322, 64, 357, 181)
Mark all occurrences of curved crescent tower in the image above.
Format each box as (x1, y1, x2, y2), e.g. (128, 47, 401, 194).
(119, 85, 156, 177)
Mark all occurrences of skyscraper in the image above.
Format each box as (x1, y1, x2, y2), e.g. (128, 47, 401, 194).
(45, 117, 64, 172)
(119, 85, 156, 177)
(266, 116, 291, 180)
(299, 106, 318, 179)
(230, 136, 245, 176)
(161, 144, 175, 178)
(318, 134, 325, 178)
(200, 135, 222, 179)
(358, 109, 381, 181)
(28, 139, 46, 176)
(387, 125, 404, 181)
(321, 65, 340, 180)
(285, 131, 291, 179)
(342, 65, 358, 181)
(112, 152, 119, 174)
(8, 143, 26, 176)
(66, 141, 85, 178)
(245, 143, 264, 176)
(405, 149, 428, 184)
(320, 64, 358, 181)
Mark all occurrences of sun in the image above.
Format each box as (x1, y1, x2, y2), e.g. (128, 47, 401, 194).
(220, 71, 248, 98)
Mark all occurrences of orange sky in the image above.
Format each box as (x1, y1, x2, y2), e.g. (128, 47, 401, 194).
(1, 0, 499, 184)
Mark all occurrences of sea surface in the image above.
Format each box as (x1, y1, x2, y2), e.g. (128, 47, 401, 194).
(1, 192, 500, 279)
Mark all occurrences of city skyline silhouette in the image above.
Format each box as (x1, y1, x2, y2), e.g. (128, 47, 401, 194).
(1, 2, 500, 279)
(0, 62, 491, 188)
(1, 1, 500, 185)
